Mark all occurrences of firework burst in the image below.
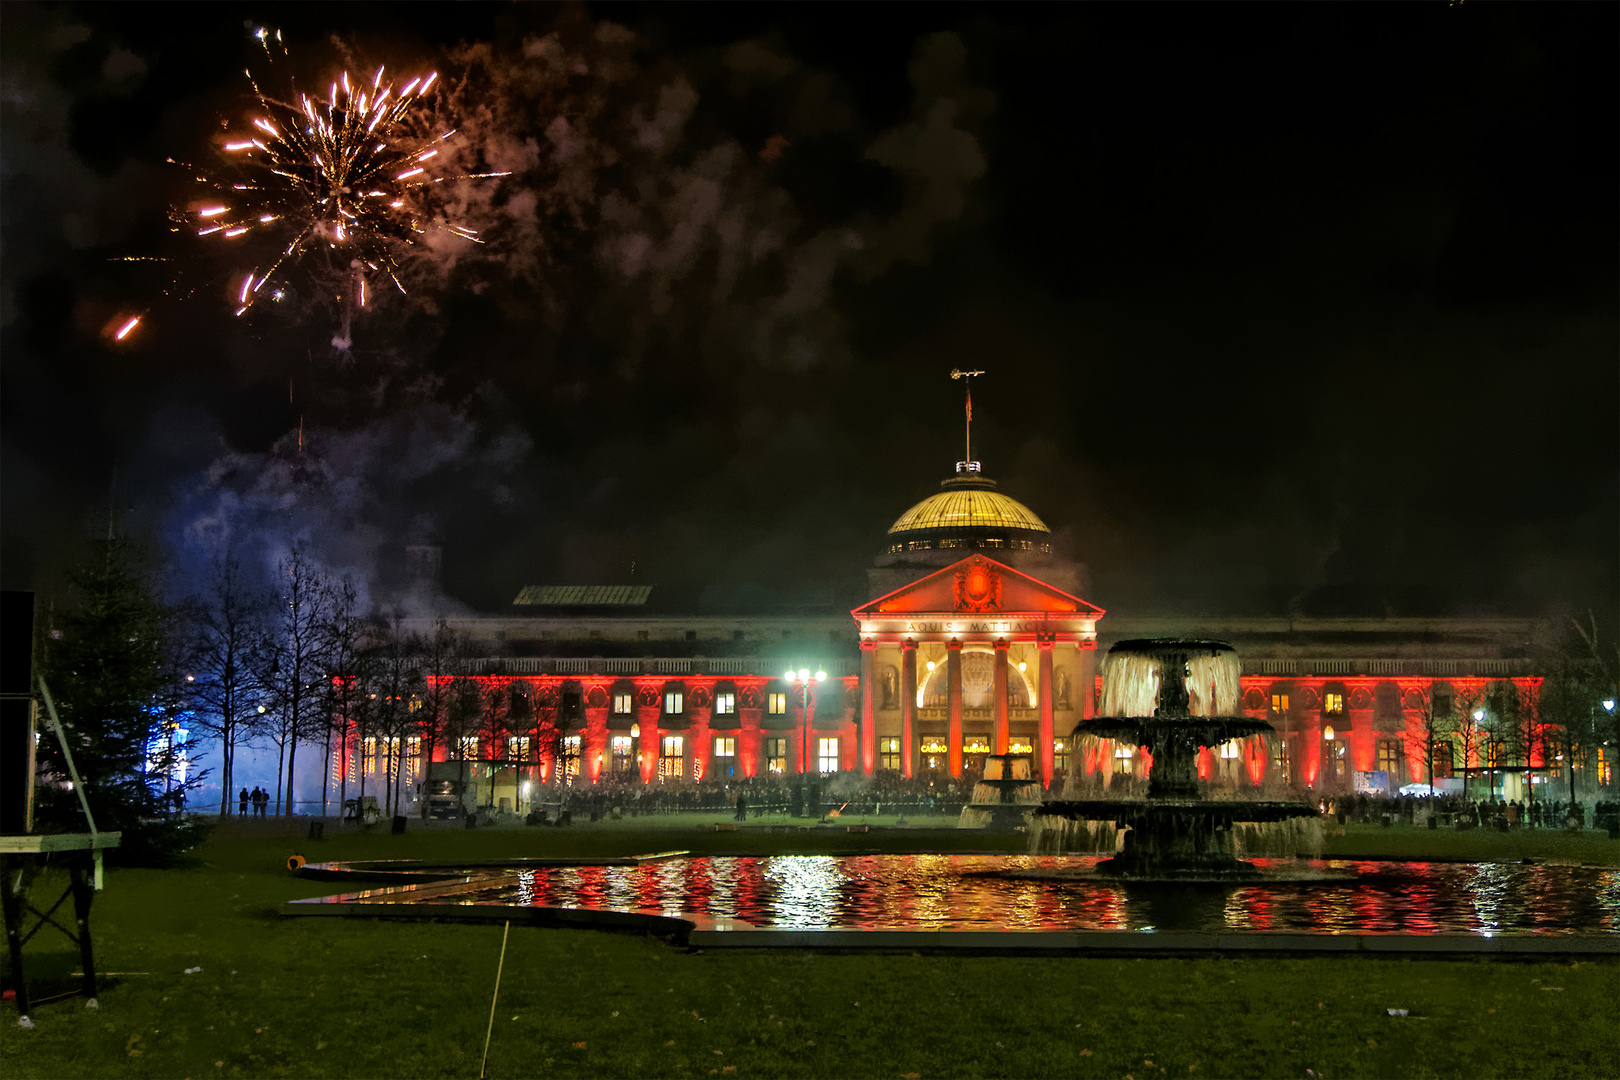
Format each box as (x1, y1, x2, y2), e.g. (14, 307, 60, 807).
(177, 28, 507, 319)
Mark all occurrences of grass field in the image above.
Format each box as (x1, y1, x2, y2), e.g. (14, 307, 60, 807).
(2, 818, 1616, 1079)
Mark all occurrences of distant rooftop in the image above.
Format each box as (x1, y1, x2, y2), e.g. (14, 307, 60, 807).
(513, 585, 654, 607)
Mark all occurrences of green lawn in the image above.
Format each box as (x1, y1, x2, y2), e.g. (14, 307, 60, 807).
(2, 820, 1616, 1079)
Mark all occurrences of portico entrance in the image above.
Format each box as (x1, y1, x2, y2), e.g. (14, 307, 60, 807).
(853, 553, 1104, 787)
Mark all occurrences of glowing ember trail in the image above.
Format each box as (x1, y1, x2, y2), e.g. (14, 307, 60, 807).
(177, 27, 508, 317)
(114, 316, 141, 341)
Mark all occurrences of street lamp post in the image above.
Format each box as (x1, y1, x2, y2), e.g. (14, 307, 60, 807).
(784, 667, 827, 775)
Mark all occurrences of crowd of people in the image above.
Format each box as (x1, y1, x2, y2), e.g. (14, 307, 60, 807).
(1319, 791, 1597, 830)
(485, 769, 991, 823)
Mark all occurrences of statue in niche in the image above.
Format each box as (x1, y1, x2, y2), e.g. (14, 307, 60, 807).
(1055, 668, 1072, 711)
(881, 665, 899, 710)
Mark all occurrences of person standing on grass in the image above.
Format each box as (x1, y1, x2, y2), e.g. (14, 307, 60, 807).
(239, 787, 249, 816)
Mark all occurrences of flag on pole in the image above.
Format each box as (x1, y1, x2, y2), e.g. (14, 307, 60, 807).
(966, 387, 972, 422)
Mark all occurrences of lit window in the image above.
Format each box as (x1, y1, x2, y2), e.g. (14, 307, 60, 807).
(664, 691, 684, 714)
(962, 734, 991, 754)
(508, 736, 531, 761)
(611, 736, 633, 773)
(920, 737, 948, 754)
(768, 692, 787, 715)
(1008, 739, 1033, 755)
(1598, 748, 1613, 787)
(1053, 738, 1068, 772)
(818, 737, 840, 774)
(1323, 692, 1344, 715)
(765, 737, 788, 774)
(1113, 745, 1134, 775)
(1377, 739, 1401, 776)
(715, 692, 736, 715)
(612, 692, 634, 715)
(660, 735, 684, 778)
(458, 736, 478, 761)
(1219, 740, 1241, 760)
(562, 734, 582, 778)
(1432, 742, 1454, 778)
(1271, 693, 1290, 714)
(714, 736, 736, 758)
(879, 737, 901, 770)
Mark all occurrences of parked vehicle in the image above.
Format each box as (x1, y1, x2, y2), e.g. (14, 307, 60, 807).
(424, 762, 480, 819)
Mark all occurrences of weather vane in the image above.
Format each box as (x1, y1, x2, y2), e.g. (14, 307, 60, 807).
(949, 368, 984, 473)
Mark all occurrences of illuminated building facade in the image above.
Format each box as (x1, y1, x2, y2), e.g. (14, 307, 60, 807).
(359, 457, 1559, 805)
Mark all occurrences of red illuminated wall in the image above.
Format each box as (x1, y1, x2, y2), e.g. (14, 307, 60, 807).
(1063, 673, 1546, 794)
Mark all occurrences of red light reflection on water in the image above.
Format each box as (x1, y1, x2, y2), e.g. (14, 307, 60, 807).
(448, 855, 1617, 936)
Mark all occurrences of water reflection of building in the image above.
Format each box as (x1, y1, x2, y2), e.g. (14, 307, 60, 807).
(358, 445, 1560, 806)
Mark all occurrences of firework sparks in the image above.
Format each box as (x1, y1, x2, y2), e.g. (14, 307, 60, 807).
(178, 30, 508, 318)
(114, 316, 142, 341)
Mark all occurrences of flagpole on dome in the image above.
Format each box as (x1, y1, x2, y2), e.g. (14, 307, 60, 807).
(950, 367, 984, 474)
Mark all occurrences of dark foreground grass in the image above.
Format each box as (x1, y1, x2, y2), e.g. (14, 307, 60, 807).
(2, 821, 1616, 1079)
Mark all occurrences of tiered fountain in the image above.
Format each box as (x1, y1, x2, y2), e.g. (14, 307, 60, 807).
(958, 752, 1043, 829)
(1036, 639, 1319, 879)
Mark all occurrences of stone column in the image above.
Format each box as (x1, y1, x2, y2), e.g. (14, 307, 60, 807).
(859, 641, 878, 775)
(797, 686, 812, 776)
(739, 700, 764, 779)
(1038, 640, 1056, 788)
(636, 702, 661, 784)
(900, 641, 917, 778)
(993, 640, 1011, 755)
(1078, 639, 1098, 722)
(584, 704, 610, 783)
(689, 703, 712, 782)
(947, 639, 964, 777)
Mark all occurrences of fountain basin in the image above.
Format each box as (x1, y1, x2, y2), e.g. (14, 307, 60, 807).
(282, 853, 1620, 951)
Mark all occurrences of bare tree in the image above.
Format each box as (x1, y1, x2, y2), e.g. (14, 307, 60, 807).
(1539, 614, 1619, 805)
(363, 610, 423, 817)
(1403, 692, 1458, 797)
(1451, 683, 1489, 801)
(321, 576, 368, 817)
(476, 678, 509, 813)
(1495, 680, 1544, 811)
(184, 551, 269, 818)
(1483, 680, 1525, 804)
(260, 542, 333, 816)
(416, 620, 461, 771)
(440, 674, 484, 815)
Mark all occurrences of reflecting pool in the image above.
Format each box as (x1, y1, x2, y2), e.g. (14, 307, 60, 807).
(335, 854, 1620, 936)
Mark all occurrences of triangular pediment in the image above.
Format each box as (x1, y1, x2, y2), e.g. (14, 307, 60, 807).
(852, 554, 1105, 619)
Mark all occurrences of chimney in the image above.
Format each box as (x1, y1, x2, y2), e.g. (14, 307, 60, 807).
(405, 545, 442, 591)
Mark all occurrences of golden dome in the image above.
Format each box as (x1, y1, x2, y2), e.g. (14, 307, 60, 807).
(888, 487, 1050, 535)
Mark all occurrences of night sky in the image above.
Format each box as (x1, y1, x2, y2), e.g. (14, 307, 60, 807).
(3, 2, 1615, 626)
